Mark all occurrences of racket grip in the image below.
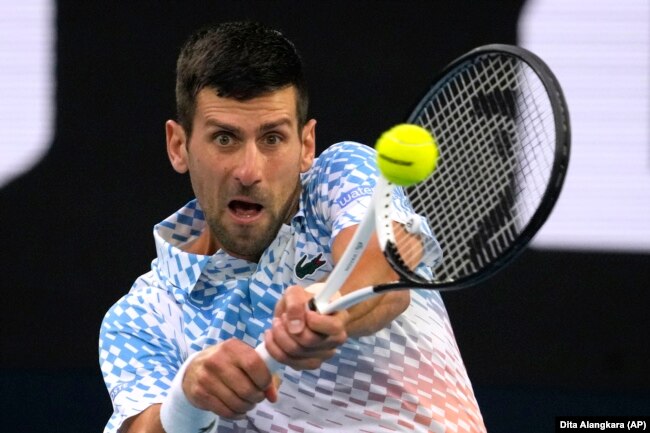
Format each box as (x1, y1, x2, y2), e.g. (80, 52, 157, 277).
(255, 341, 283, 374)
(318, 286, 377, 315)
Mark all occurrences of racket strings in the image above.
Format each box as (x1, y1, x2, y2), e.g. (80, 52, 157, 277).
(389, 220, 432, 280)
(409, 52, 557, 283)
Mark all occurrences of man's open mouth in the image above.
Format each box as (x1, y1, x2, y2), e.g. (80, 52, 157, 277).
(228, 200, 263, 219)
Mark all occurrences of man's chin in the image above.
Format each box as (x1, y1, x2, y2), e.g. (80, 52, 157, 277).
(210, 216, 283, 261)
(221, 229, 273, 261)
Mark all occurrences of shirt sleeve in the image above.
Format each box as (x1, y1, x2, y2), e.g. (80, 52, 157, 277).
(306, 142, 378, 243)
(99, 277, 185, 433)
(306, 142, 441, 269)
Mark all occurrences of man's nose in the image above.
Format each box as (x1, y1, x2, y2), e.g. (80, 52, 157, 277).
(233, 142, 263, 187)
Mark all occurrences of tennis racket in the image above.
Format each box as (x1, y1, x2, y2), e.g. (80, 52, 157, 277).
(256, 44, 570, 372)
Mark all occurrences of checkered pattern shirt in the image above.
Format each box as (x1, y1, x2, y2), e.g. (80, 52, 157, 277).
(99, 141, 486, 433)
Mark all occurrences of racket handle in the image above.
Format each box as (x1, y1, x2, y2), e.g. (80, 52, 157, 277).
(255, 341, 283, 373)
(318, 286, 377, 314)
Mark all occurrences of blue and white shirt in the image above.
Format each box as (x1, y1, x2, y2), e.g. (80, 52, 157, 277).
(99, 141, 486, 433)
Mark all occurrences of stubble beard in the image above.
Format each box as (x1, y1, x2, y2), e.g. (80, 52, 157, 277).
(207, 179, 303, 262)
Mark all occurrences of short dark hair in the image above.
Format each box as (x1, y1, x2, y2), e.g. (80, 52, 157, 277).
(175, 21, 309, 136)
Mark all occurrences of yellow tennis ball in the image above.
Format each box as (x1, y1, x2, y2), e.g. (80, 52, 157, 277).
(375, 124, 438, 186)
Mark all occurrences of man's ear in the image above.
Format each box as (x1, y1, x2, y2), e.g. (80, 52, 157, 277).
(166, 120, 189, 173)
(300, 119, 317, 172)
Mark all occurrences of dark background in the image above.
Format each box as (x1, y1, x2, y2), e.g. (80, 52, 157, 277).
(1, 1, 648, 432)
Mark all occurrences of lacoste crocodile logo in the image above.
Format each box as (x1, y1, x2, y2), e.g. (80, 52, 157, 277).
(295, 253, 326, 279)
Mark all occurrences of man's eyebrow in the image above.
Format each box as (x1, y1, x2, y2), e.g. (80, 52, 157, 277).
(258, 118, 293, 133)
(204, 119, 242, 135)
(204, 118, 293, 134)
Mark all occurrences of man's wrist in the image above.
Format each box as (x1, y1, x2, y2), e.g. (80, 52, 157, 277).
(160, 352, 216, 433)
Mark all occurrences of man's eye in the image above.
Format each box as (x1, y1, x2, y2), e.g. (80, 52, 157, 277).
(265, 134, 282, 145)
(214, 133, 232, 145)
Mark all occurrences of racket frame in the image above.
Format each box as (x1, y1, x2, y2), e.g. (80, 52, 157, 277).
(404, 43, 571, 291)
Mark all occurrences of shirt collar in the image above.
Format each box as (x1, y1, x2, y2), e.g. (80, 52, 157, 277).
(153, 199, 213, 295)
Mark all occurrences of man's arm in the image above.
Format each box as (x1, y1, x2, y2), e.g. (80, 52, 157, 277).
(330, 224, 411, 337)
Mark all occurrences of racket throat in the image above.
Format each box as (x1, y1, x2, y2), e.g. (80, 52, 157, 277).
(385, 241, 430, 285)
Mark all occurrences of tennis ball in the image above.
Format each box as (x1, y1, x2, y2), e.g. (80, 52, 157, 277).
(375, 124, 438, 186)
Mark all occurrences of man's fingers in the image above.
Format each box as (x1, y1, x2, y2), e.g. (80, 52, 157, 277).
(282, 285, 308, 334)
(184, 339, 275, 418)
(264, 326, 336, 370)
(263, 374, 282, 403)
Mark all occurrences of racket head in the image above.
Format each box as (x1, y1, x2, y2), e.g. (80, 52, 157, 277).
(382, 44, 570, 291)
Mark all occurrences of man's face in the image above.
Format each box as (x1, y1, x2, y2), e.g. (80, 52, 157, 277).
(169, 86, 316, 261)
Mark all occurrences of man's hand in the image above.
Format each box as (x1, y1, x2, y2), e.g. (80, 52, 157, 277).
(182, 339, 277, 420)
(262, 285, 348, 370)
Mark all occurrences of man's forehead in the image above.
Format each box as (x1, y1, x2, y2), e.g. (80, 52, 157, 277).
(198, 86, 298, 107)
(195, 86, 299, 122)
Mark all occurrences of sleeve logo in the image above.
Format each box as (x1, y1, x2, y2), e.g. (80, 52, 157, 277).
(335, 186, 373, 209)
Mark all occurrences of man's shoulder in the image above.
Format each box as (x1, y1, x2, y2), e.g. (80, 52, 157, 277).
(318, 141, 374, 162)
(103, 271, 177, 324)
(297, 141, 378, 232)
(306, 141, 376, 185)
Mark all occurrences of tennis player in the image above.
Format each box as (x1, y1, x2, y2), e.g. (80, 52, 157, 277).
(99, 21, 486, 433)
